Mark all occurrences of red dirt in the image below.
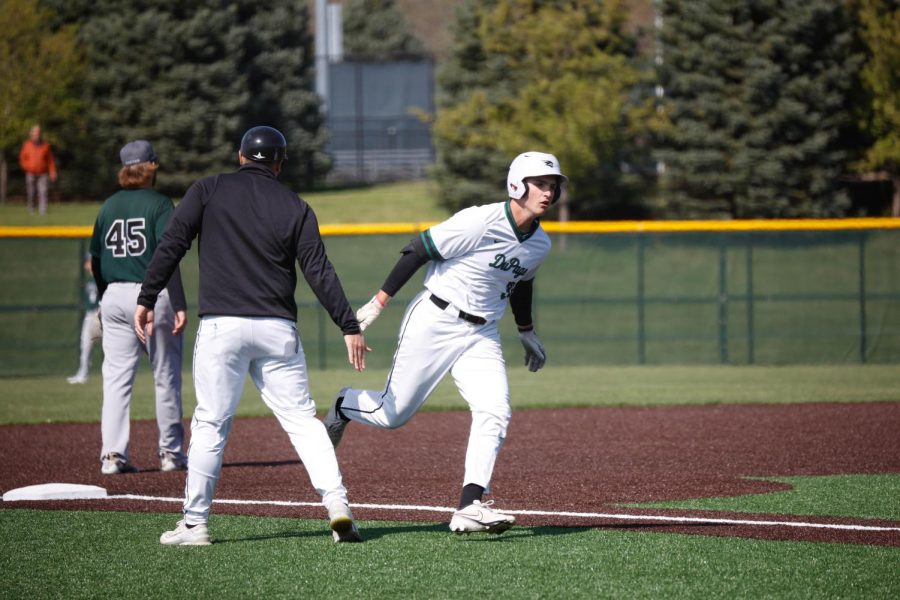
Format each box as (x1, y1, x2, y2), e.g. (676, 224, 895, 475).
(2, 403, 899, 546)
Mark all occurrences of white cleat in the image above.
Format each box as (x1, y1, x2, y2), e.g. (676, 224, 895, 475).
(159, 452, 187, 472)
(100, 452, 139, 475)
(160, 520, 211, 545)
(67, 375, 88, 384)
(449, 500, 516, 535)
(328, 501, 362, 543)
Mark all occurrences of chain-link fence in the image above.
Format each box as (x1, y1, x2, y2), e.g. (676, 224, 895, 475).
(1, 222, 898, 377)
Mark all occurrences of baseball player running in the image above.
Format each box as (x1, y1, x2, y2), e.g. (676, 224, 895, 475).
(325, 151, 565, 534)
(90, 140, 188, 475)
(135, 126, 368, 545)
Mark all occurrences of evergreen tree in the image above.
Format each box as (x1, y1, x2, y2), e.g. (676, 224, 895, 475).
(78, 1, 247, 196)
(432, 0, 658, 218)
(43, 0, 327, 197)
(342, 0, 425, 60)
(236, 1, 330, 189)
(656, 0, 863, 218)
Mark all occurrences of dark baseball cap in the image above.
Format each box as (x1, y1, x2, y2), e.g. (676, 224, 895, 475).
(120, 140, 158, 166)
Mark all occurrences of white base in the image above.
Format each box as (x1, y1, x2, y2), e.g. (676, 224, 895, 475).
(3, 483, 107, 501)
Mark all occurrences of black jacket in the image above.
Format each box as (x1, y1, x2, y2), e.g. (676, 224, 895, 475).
(138, 162, 360, 334)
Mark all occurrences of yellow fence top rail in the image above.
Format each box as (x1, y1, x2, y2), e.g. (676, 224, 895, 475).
(2, 218, 900, 239)
(0, 226, 93, 238)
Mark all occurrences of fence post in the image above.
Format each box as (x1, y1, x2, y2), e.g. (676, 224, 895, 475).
(77, 238, 88, 344)
(354, 62, 365, 181)
(746, 236, 755, 365)
(718, 236, 729, 364)
(858, 232, 867, 363)
(637, 235, 646, 364)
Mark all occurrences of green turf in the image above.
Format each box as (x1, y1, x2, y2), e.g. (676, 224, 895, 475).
(628, 474, 900, 521)
(1, 364, 899, 425)
(0, 509, 896, 599)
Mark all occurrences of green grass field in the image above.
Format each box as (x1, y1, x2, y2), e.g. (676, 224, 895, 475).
(1, 509, 896, 600)
(2, 182, 899, 598)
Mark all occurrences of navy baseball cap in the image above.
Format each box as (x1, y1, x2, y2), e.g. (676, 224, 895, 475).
(120, 140, 158, 166)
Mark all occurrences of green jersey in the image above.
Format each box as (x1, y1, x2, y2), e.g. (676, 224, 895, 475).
(90, 188, 175, 283)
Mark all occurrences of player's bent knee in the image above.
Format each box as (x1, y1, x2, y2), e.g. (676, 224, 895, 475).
(383, 413, 413, 429)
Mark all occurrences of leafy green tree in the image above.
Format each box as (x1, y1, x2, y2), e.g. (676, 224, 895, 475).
(0, 0, 84, 202)
(432, 0, 659, 219)
(855, 0, 900, 216)
(655, 0, 863, 218)
(342, 0, 425, 60)
(43, 0, 327, 198)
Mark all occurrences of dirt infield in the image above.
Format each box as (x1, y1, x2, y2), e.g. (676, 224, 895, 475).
(2, 402, 899, 546)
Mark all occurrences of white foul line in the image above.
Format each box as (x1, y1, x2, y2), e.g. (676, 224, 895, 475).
(109, 494, 900, 534)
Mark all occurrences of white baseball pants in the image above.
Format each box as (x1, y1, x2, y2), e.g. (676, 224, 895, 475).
(339, 290, 511, 492)
(184, 315, 349, 525)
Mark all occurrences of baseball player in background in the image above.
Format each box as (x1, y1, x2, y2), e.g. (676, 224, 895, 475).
(325, 151, 565, 535)
(90, 140, 188, 476)
(135, 126, 368, 546)
(67, 254, 102, 384)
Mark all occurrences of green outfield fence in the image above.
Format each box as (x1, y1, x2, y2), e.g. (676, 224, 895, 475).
(1, 218, 899, 377)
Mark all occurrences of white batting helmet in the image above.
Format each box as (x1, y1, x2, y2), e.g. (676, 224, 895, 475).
(507, 151, 568, 203)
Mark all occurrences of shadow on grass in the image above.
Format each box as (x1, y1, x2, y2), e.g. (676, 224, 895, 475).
(215, 523, 603, 545)
(359, 523, 598, 542)
(213, 528, 326, 544)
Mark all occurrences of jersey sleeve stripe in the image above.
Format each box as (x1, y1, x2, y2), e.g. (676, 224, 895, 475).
(420, 230, 444, 261)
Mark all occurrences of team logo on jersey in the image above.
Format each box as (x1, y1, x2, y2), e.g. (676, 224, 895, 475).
(488, 253, 528, 278)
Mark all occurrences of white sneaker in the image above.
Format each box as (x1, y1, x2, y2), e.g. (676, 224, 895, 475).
(159, 452, 187, 472)
(100, 452, 139, 475)
(323, 388, 350, 448)
(160, 520, 211, 546)
(449, 500, 516, 535)
(328, 501, 362, 543)
(67, 375, 88, 384)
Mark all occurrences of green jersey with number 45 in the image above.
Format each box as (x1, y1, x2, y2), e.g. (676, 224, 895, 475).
(90, 188, 175, 284)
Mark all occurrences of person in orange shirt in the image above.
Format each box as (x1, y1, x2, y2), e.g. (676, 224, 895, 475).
(18, 124, 58, 215)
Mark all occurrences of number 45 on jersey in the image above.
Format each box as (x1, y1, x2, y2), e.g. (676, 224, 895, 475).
(105, 218, 147, 257)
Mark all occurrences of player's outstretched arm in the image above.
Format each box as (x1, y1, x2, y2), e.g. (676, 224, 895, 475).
(356, 291, 392, 332)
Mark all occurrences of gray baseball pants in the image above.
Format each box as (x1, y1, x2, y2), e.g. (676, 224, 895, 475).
(72, 308, 101, 380)
(25, 173, 49, 215)
(99, 282, 185, 463)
